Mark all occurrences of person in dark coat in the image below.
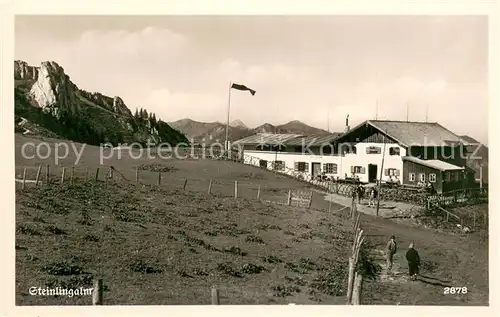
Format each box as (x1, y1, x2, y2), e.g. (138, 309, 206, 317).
(405, 242, 421, 281)
(386, 235, 397, 271)
(356, 185, 364, 204)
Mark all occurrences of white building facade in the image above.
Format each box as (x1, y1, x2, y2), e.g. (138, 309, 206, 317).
(241, 142, 406, 183)
(234, 120, 471, 186)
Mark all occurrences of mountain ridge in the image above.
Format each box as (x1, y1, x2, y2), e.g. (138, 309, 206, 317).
(168, 118, 335, 144)
(14, 60, 188, 146)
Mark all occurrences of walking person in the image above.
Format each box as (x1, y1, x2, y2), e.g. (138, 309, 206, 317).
(405, 242, 421, 281)
(368, 186, 378, 207)
(356, 184, 364, 204)
(386, 235, 397, 272)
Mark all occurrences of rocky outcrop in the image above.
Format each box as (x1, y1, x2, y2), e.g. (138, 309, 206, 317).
(113, 96, 132, 116)
(14, 60, 189, 146)
(14, 60, 38, 80)
(27, 61, 80, 117)
(77, 91, 130, 116)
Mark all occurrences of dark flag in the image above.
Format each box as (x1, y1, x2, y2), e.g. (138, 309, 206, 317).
(231, 83, 256, 96)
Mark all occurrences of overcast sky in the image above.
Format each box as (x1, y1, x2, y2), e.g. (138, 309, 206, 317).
(15, 15, 488, 144)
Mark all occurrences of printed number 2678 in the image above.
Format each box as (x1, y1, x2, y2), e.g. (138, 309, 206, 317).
(444, 287, 468, 294)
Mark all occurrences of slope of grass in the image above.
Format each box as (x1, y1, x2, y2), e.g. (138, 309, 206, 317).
(16, 181, 352, 305)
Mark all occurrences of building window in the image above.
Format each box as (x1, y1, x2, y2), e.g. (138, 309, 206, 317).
(389, 147, 400, 156)
(259, 160, 268, 168)
(295, 161, 309, 172)
(341, 144, 357, 155)
(451, 171, 457, 181)
(444, 171, 450, 182)
(273, 160, 285, 171)
(323, 163, 337, 174)
(366, 146, 382, 154)
(385, 168, 400, 176)
(351, 166, 365, 174)
(429, 173, 436, 183)
(409, 173, 416, 181)
(419, 173, 426, 182)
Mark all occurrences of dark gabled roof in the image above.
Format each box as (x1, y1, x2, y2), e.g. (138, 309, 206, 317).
(335, 120, 468, 147)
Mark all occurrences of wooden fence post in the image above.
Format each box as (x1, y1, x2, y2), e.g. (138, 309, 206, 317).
(234, 181, 238, 198)
(92, 278, 103, 305)
(70, 166, 75, 184)
(61, 167, 66, 184)
(211, 287, 220, 305)
(208, 179, 213, 195)
(257, 185, 261, 200)
(35, 164, 42, 186)
(85, 167, 89, 182)
(353, 214, 361, 237)
(45, 164, 50, 185)
(351, 272, 363, 305)
(183, 179, 188, 190)
(135, 167, 139, 184)
(479, 165, 483, 189)
(287, 189, 292, 206)
(308, 190, 313, 209)
(473, 212, 476, 228)
(21, 168, 27, 190)
(157, 172, 162, 185)
(346, 257, 355, 304)
(95, 168, 100, 181)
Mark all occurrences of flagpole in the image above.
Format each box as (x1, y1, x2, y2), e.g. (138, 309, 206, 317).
(375, 129, 388, 217)
(225, 81, 232, 154)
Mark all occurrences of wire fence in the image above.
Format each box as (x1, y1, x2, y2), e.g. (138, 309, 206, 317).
(14, 164, 317, 209)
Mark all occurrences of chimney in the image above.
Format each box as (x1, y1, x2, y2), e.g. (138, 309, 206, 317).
(345, 114, 350, 132)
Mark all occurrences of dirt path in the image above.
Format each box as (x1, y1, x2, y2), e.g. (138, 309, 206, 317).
(320, 192, 488, 305)
(360, 214, 488, 305)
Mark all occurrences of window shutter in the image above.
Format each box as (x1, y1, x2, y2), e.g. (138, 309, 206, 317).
(304, 163, 309, 173)
(294, 161, 298, 171)
(350, 166, 355, 173)
(384, 169, 389, 176)
(323, 163, 327, 171)
(360, 167, 366, 174)
(395, 169, 400, 176)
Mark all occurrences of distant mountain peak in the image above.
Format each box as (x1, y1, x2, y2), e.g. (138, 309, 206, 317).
(229, 119, 248, 129)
